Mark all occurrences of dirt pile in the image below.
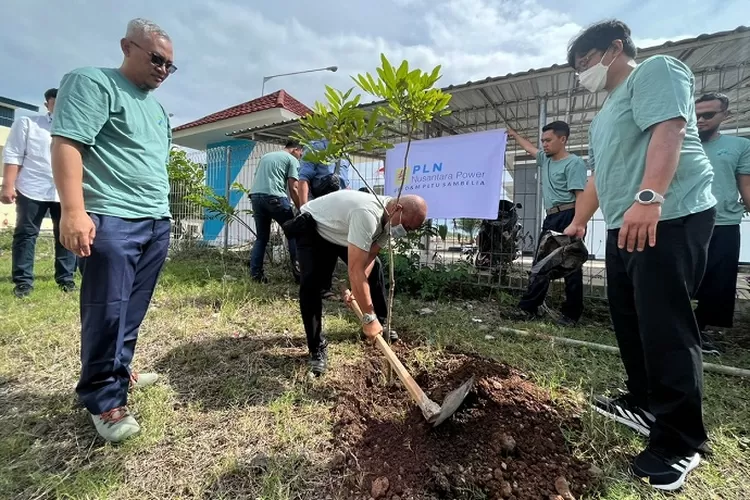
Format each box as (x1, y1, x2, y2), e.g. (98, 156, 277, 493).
(329, 350, 594, 500)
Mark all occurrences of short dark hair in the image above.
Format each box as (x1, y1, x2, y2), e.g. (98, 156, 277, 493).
(567, 20, 637, 68)
(285, 139, 301, 149)
(696, 93, 729, 111)
(541, 121, 570, 139)
(44, 88, 58, 101)
(358, 187, 371, 193)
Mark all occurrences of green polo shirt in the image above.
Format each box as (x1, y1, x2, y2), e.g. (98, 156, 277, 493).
(537, 151, 588, 210)
(588, 55, 715, 229)
(250, 150, 300, 198)
(702, 134, 750, 225)
(51, 67, 171, 219)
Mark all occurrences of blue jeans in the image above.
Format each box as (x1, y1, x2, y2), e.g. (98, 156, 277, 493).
(249, 194, 297, 278)
(76, 214, 170, 414)
(11, 192, 76, 288)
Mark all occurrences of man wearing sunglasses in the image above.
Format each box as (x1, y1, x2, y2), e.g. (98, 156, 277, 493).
(693, 93, 750, 354)
(565, 20, 715, 491)
(50, 18, 175, 443)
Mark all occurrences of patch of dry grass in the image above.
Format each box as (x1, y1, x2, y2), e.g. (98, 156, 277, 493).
(1, 231, 749, 499)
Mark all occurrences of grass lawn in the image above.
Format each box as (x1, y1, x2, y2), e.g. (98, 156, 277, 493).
(1, 231, 749, 499)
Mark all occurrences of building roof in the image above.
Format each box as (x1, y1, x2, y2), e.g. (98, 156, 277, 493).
(228, 25, 750, 149)
(0, 96, 39, 112)
(173, 89, 312, 132)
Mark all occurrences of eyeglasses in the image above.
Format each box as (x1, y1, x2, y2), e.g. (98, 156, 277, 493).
(574, 49, 599, 74)
(130, 41, 177, 75)
(696, 111, 720, 120)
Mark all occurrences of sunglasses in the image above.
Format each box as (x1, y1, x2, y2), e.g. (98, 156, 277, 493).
(696, 111, 720, 120)
(130, 41, 177, 75)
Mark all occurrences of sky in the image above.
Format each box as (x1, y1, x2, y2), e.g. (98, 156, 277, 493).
(2, 0, 747, 128)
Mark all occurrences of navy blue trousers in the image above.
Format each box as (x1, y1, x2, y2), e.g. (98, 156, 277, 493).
(76, 214, 170, 414)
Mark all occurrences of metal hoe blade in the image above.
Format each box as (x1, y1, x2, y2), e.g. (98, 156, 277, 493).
(431, 375, 475, 427)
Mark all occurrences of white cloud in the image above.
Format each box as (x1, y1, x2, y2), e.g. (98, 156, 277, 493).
(1, 0, 737, 132)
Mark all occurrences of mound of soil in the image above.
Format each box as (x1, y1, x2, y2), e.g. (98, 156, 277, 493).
(329, 349, 593, 500)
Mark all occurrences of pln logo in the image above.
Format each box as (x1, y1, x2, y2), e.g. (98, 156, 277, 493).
(395, 162, 443, 186)
(395, 167, 412, 186)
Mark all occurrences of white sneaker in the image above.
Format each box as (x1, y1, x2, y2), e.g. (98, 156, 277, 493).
(91, 406, 140, 442)
(129, 371, 159, 391)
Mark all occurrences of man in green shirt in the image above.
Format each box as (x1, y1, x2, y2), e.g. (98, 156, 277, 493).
(248, 140, 303, 283)
(507, 121, 588, 325)
(50, 18, 175, 443)
(693, 93, 750, 354)
(566, 20, 716, 491)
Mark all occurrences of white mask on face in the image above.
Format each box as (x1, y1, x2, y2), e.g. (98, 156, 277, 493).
(390, 223, 407, 239)
(578, 50, 615, 93)
(389, 210, 408, 239)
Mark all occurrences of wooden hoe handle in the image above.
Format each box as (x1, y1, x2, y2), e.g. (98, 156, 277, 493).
(344, 290, 441, 421)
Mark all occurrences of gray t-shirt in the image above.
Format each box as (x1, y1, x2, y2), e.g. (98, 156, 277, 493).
(301, 190, 392, 251)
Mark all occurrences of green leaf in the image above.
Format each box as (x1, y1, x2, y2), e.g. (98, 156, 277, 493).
(396, 60, 409, 79)
(325, 85, 341, 107)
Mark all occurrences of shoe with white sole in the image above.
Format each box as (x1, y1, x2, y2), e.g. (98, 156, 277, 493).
(592, 393, 655, 436)
(700, 331, 722, 356)
(91, 406, 140, 442)
(631, 446, 701, 491)
(129, 371, 159, 391)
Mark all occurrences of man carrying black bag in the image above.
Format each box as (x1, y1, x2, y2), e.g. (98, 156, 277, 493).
(297, 140, 351, 299)
(283, 190, 427, 376)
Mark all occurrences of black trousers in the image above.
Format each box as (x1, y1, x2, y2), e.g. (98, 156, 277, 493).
(607, 208, 715, 455)
(694, 224, 741, 330)
(519, 208, 584, 320)
(12, 192, 76, 288)
(297, 227, 388, 354)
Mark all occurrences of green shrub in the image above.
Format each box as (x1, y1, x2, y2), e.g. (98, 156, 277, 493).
(381, 252, 487, 301)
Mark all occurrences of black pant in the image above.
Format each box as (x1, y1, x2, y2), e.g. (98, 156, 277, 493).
(297, 226, 388, 354)
(607, 208, 714, 455)
(694, 224, 740, 330)
(249, 194, 297, 278)
(11, 192, 76, 288)
(518, 209, 584, 320)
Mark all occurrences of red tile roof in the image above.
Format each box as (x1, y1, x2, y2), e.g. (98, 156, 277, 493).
(173, 90, 312, 132)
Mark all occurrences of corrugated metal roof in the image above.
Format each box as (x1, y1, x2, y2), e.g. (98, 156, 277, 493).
(228, 26, 750, 148)
(0, 96, 39, 112)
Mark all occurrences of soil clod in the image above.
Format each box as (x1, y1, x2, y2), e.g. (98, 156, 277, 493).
(330, 352, 592, 499)
(371, 476, 390, 498)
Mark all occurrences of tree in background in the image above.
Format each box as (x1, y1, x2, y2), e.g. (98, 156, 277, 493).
(294, 54, 451, 340)
(459, 218, 482, 243)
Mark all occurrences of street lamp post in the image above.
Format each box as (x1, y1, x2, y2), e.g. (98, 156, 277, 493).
(261, 66, 338, 96)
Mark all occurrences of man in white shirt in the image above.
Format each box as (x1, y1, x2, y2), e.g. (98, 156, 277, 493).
(284, 190, 427, 376)
(1, 89, 76, 298)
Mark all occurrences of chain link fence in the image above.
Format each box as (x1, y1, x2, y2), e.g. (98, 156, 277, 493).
(169, 65, 750, 302)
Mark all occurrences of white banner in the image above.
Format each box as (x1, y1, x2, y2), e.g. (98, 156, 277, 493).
(384, 129, 508, 219)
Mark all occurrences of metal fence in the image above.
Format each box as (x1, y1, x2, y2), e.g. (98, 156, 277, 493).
(170, 67, 750, 301)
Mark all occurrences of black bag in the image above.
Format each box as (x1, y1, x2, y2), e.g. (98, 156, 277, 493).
(282, 212, 316, 239)
(528, 231, 589, 285)
(310, 173, 341, 198)
(310, 160, 343, 199)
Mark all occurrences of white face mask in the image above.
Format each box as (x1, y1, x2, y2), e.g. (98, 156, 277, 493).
(389, 211, 408, 239)
(390, 224, 407, 239)
(578, 51, 615, 93)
